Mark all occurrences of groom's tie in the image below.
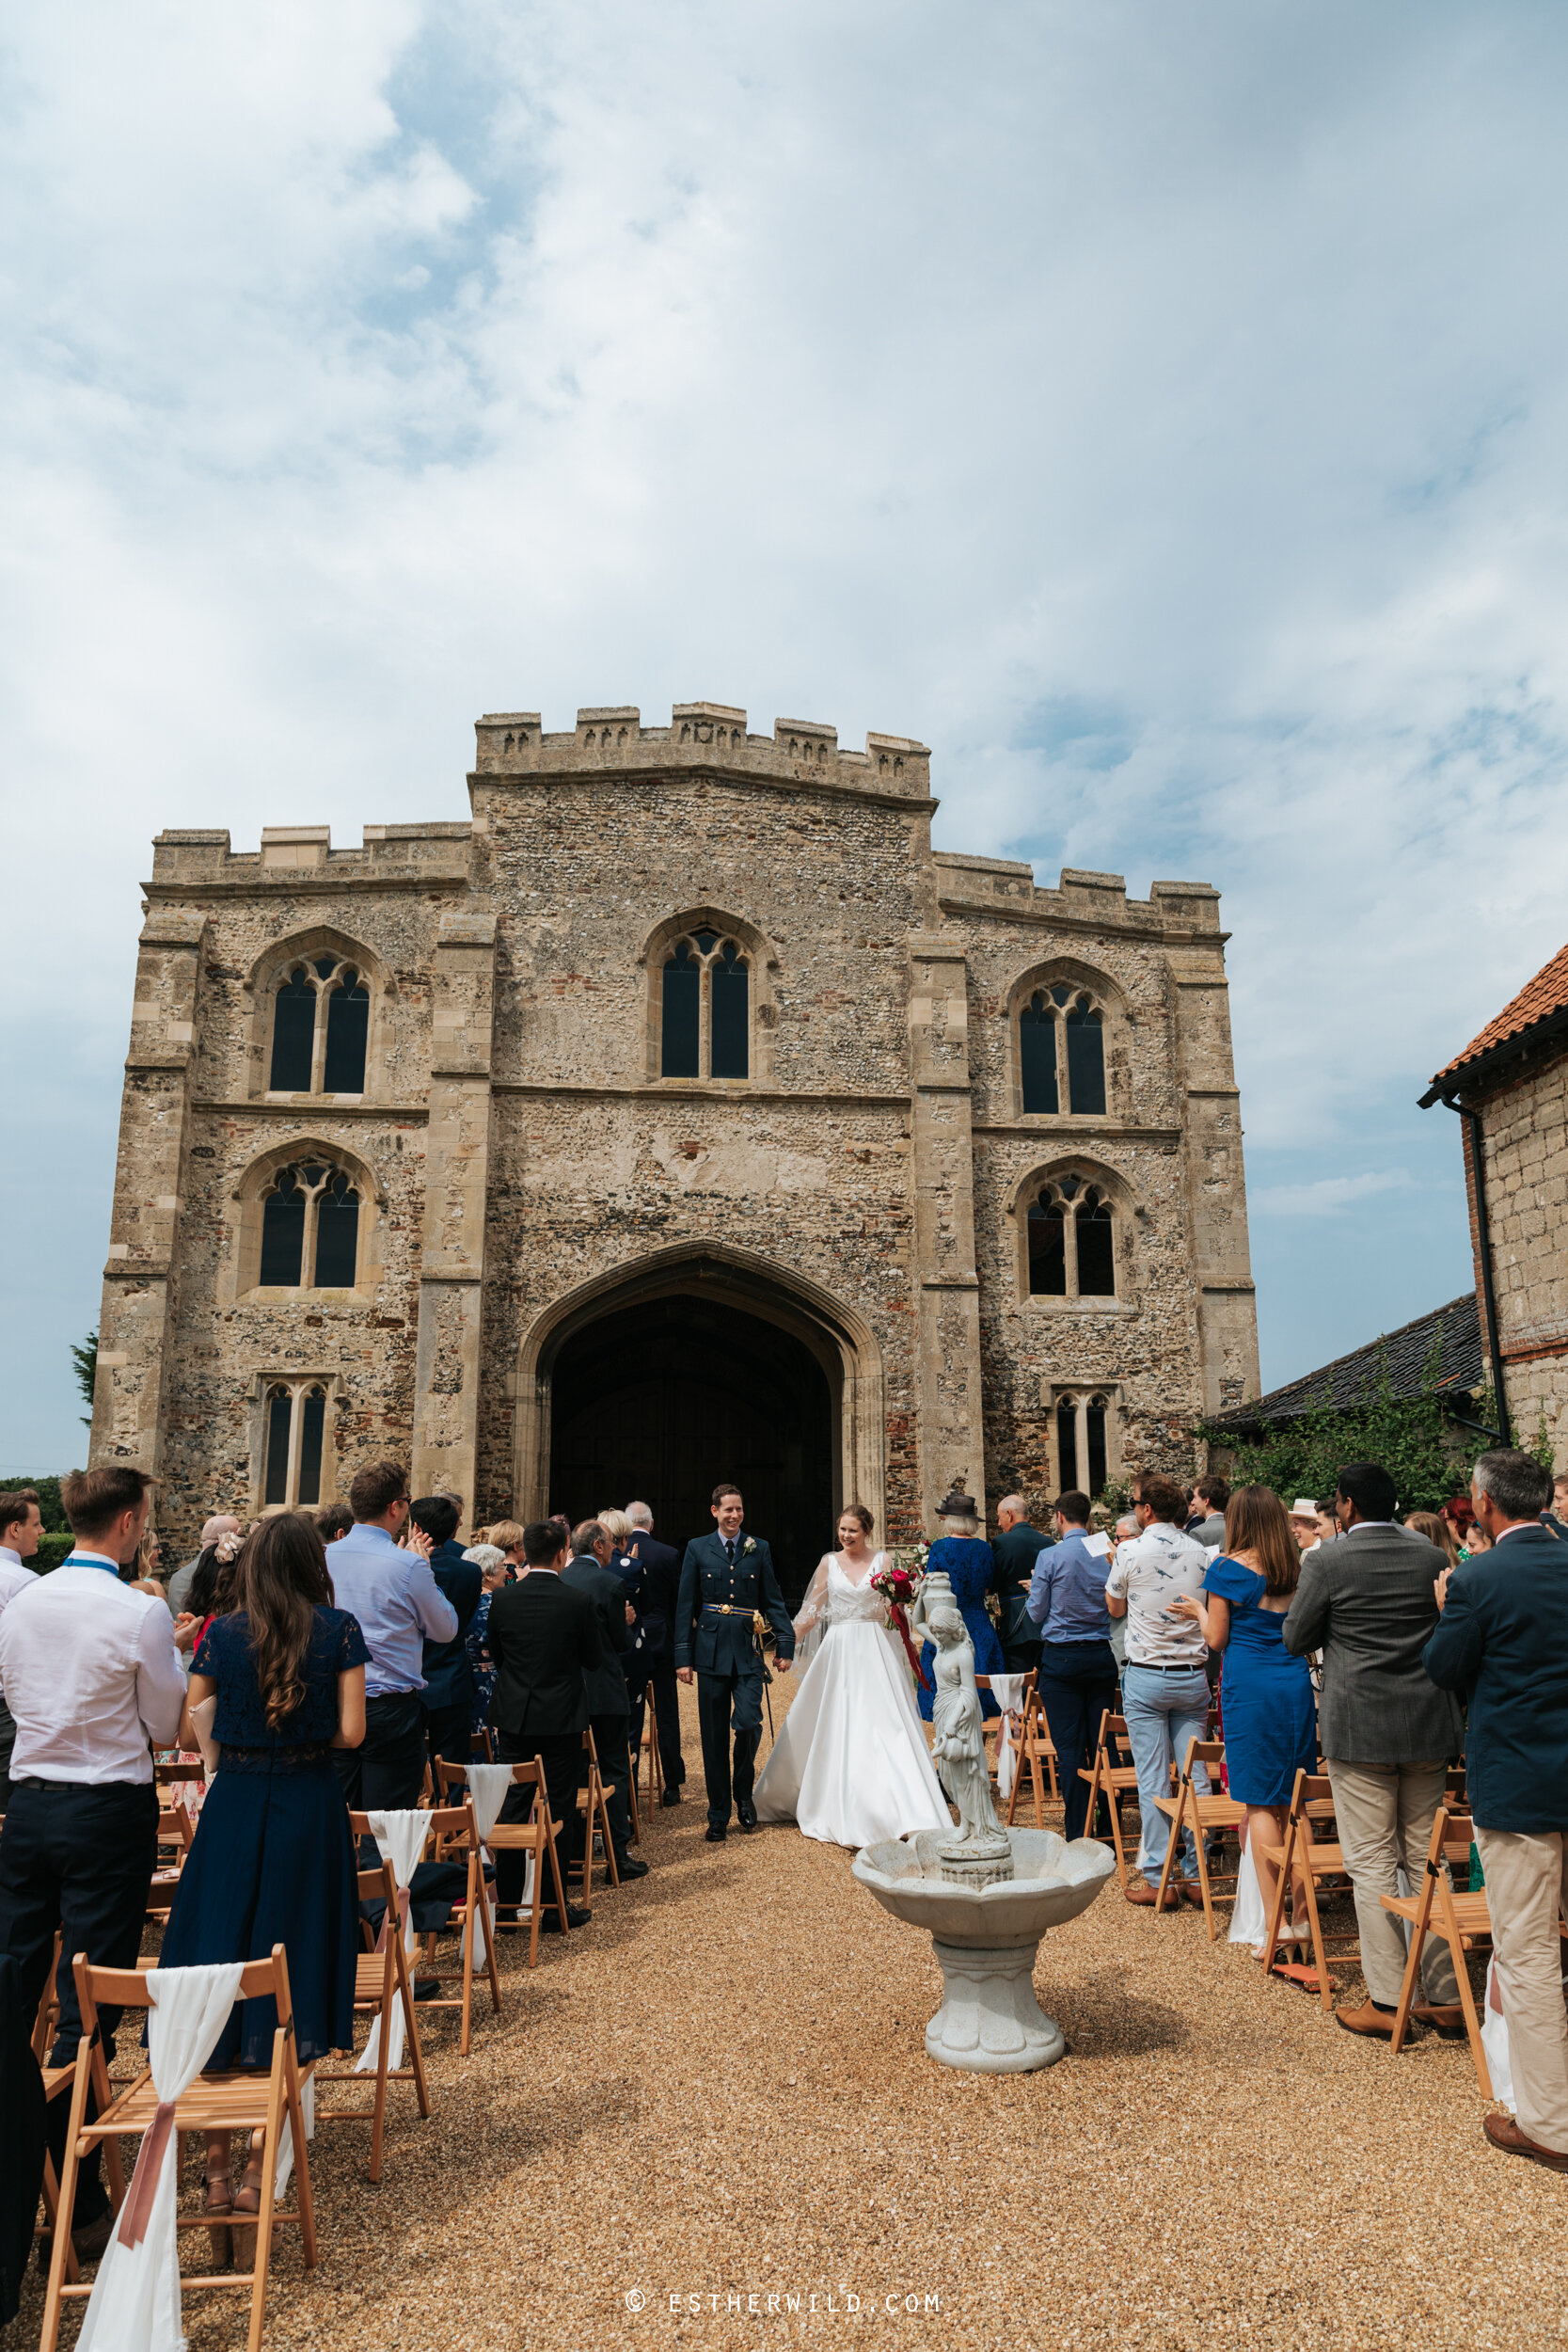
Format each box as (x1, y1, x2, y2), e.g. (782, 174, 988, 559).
(724, 1538, 736, 1567)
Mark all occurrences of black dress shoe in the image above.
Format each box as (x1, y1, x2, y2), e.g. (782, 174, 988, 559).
(617, 1854, 650, 1879)
(540, 1902, 593, 1932)
(736, 1801, 757, 1832)
(705, 1825, 727, 1843)
(661, 1788, 683, 1806)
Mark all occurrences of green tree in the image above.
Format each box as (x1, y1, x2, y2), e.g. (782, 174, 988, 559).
(71, 1329, 98, 1429)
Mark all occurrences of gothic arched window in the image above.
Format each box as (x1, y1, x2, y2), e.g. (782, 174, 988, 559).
(660, 930, 751, 1079)
(262, 1379, 329, 1507)
(1019, 982, 1107, 1117)
(268, 956, 370, 1095)
(1025, 1173, 1117, 1300)
(1053, 1390, 1114, 1497)
(257, 1163, 362, 1290)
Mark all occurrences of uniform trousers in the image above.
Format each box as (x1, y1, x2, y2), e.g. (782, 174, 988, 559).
(695, 1665, 765, 1830)
(332, 1690, 426, 1814)
(492, 1730, 580, 1910)
(0, 1780, 158, 2224)
(1474, 1825, 1568, 2153)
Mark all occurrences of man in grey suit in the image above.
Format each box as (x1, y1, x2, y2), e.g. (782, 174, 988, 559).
(1283, 1460, 1465, 2038)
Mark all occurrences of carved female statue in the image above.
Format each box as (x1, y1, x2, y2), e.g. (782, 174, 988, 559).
(926, 1604, 1006, 1850)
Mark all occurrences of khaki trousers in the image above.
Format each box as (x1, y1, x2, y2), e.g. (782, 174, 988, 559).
(1475, 1827, 1568, 2154)
(1324, 1756, 1458, 2007)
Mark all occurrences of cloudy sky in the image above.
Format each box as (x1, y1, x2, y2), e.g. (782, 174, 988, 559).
(5, 1, 1567, 1469)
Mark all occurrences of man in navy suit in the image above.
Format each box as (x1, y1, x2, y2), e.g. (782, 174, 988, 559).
(411, 1494, 483, 1777)
(1425, 1449, 1568, 2173)
(623, 1502, 686, 1804)
(675, 1483, 795, 1840)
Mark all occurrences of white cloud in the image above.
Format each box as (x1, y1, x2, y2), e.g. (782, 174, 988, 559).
(1255, 1171, 1419, 1219)
(4, 0, 1568, 1446)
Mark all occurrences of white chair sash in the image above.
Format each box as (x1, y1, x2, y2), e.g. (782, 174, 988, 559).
(356, 1809, 428, 2077)
(76, 1962, 245, 2352)
(459, 1763, 515, 1962)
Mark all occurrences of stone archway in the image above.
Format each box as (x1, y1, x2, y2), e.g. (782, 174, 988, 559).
(513, 1246, 886, 1604)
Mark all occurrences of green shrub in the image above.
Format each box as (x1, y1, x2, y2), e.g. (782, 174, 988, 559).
(30, 1533, 74, 1573)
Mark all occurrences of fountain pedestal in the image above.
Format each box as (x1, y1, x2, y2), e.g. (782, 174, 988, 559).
(927, 1937, 1067, 2072)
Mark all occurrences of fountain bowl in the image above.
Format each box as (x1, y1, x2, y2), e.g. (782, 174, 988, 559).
(852, 1827, 1115, 2072)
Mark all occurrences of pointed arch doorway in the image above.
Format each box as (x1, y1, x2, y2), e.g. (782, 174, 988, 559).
(515, 1248, 885, 1608)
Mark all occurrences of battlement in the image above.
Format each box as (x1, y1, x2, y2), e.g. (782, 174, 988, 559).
(471, 701, 932, 801)
(148, 820, 473, 893)
(933, 853, 1223, 933)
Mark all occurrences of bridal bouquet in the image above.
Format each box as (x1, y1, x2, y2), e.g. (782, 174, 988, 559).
(873, 1556, 929, 1690)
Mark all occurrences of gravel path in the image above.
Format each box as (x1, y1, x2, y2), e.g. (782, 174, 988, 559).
(24, 1681, 1566, 2350)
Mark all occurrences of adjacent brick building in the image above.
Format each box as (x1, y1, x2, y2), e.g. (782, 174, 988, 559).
(89, 701, 1259, 1589)
(1422, 939, 1568, 1460)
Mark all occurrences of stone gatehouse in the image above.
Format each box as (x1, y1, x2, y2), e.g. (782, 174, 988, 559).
(88, 701, 1259, 1594)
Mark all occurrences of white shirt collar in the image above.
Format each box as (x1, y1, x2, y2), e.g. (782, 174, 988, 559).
(1344, 1519, 1394, 1534)
(1493, 1522, 1537, 1544)
(0, 1546, 22, 1570)
(66, 1549, 122, 1571)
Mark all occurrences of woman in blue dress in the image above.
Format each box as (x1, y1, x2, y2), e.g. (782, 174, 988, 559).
(163, 1512, 367, 2255)
(1169, 1484, 1316, 1954)
(917, 1490, 1006, 1722)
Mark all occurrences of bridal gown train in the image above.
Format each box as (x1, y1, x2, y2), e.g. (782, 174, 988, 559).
(753, 1554, 952, 1848)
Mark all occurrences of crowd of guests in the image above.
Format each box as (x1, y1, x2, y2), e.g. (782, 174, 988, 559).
(0, 1461, 692, 2274)
(941, 1453, 1568, 2177)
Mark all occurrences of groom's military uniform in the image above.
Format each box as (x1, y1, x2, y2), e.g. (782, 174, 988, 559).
(675, 1531, 795, 1833)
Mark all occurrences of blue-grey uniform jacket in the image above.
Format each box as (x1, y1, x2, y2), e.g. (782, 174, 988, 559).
(674, 1532, 796, 1676)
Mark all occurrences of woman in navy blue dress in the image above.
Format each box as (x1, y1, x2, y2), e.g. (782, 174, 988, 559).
(1169, 1485, 1316, 1953)
(917, 1493, 1006, 1722)
(163, 1513, 367, 2250)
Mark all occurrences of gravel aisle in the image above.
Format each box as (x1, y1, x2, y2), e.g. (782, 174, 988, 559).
(24, 1680, 1566, 2351)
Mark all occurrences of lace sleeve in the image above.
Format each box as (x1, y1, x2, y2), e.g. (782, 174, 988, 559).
(792, 1556, 833, 1669)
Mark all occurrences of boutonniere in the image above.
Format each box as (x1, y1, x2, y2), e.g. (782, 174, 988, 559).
(742, 1536, 757, 1556)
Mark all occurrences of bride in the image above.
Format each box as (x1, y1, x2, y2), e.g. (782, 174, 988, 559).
(754, 1505, 952, 1849)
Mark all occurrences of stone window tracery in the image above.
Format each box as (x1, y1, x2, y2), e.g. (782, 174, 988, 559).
(1019, 984, 1107, 1117)
(1026, 1173, 1117, 1299)
(258, 1162, 362, 1290)
(1053, 1390, 1113, 1496)
(267, 957, 370, 1094)
(261, 1378, 329, 1507)
(659, 930, 750, 1080)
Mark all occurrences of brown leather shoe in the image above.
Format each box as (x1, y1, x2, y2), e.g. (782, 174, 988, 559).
(1124, 1878, 1180, 1910)
(1179, 1880, 1206, 1907)
(1413, 2002, 1467, 2040)
(1335, 1998, 1397, 2037)
(1483, 2112, 1568, 2170)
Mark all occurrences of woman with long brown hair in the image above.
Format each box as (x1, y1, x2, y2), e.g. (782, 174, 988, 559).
(162, 1512, 367, 2260)
(1169, 1484, 1318, 1958)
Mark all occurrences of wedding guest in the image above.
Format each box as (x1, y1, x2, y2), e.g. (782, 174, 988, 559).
(0, 1494, 42, 1799)
(1282, 1460, 1463, 2038)
(1287, 1499, 1323, 1557)
(1025, 1491, 1117, 1842)
(992, 1495, 1048, 1678)
(486, 1520, 603, 1931)
(1405, 1511, 1460, 1569)
(623, 1502, 686, 1805)
(1172, 1486, 1316, 1951)
(314, 1502, 354, 1547)
(326, 1460, 455, 1812)
(917, 1490, 1005, 1723)
(410, 1494, 483, 1777)
(167, 1516, 238, 1616)
(0, 1466, 184, 2260)
(161, 1514, 367, 2251)
(1187, 1476, 1229, 1549)
(1104, 1474, 1210, 1908)
(1315, 1502, 1339, 1549)
(563, 1522, 642, 1881)
(461, 1543, 509, 1735)
(1425, 1450, 1568, 2171)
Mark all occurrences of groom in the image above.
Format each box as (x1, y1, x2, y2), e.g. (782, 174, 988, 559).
(675, 1483, 795, 1841)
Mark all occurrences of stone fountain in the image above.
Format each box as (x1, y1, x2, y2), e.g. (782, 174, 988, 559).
(851, 1570, 1114, 2072)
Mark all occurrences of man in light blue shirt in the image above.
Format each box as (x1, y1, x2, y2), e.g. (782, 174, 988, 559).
(1026, 1489, 1118, 1842)
(327, 1457, 457, 1811)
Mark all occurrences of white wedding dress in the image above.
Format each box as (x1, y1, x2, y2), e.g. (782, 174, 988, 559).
(753, 1552, 952, 1849)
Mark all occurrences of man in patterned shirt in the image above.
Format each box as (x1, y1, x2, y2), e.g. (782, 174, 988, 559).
(1104, 1472, 1211, 1907)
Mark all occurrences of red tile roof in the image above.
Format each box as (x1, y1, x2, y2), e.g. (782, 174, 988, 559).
(1430, 938, 1568, 1089)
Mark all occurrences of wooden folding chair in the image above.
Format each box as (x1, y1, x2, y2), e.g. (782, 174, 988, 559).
(1152, 1738, 1246, 1935)
(470, 1727, 496, 1764)
(313, 1847, 431, 2181)
(1381, 1804, 1568, 2094)
(29, 1938, 79, 2288)
(40, 1946, 316, 2352)
(639, 1688, 664, 1808)
(1259, 1770, 1355, 2010)
(996, 1676, 1062, 1827)
(1077, 1710, 1143, 1881)
(572, 1725, 619, 1898)
(485, 1757, 572, 1967)
(428, 1772, 504, 2053)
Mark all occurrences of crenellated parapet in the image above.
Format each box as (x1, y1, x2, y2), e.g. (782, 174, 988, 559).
(470, 701, 931, 802)
(933, 852, 1224, 938)
(148, 822, 473, 895)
